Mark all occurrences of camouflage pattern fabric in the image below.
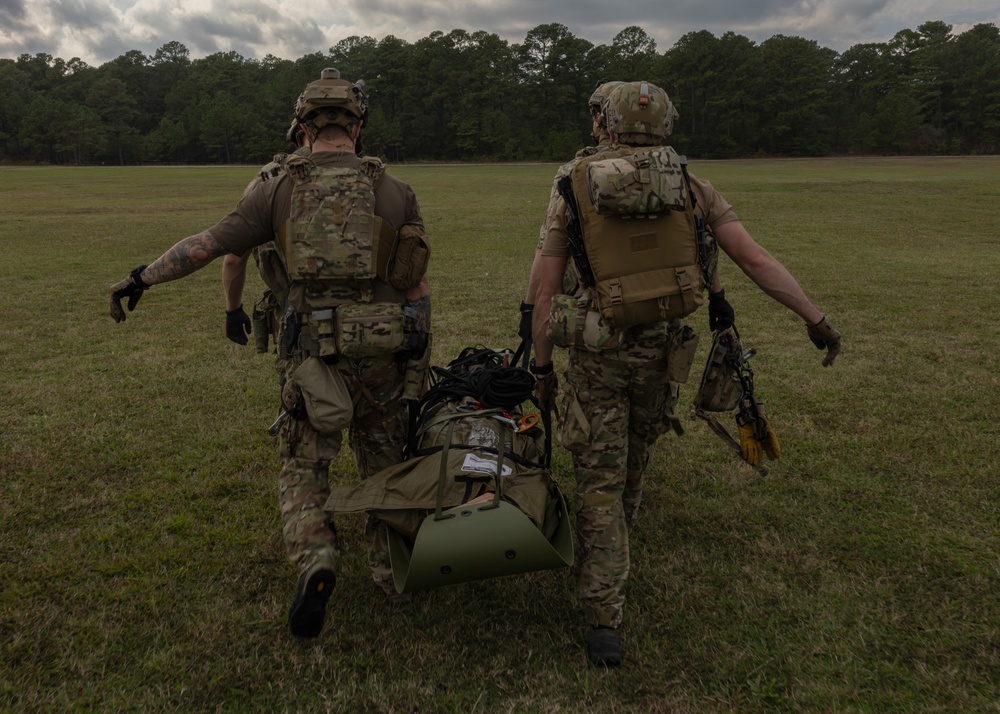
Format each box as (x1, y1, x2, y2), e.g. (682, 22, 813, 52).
(284, 154, 380, 308)
(293, 68, 368, 132)
(556, 322, 681, 628)
(278, 350, 407, 593)
(600, 81, 679, 144)
(585, 147, 686, 215)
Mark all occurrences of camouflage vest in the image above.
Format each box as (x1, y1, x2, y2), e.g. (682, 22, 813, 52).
(570, 145, 707, 329)
(250, 148, 310, 306)
(282, 152, 389, 310)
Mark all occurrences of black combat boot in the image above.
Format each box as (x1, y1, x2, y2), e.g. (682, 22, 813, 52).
(585, 626, 623, 667)
(288, 565, 336, 638)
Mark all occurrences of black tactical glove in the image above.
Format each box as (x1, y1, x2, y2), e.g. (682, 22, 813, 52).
(518, 301, 534, 342)
(708, 289, 735, 332)
(226, 304, 252, 345)
(109, 265, 149, 323)
(806, 315, 841, 367)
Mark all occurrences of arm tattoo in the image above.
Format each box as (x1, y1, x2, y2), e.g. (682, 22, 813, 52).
(143, 231, 227, 285)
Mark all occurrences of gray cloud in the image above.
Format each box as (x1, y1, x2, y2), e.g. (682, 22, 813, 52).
(1, 0, 997, 66)
(0, 0, 26, 22)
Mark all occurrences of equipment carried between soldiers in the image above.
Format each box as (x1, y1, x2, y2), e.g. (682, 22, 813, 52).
(326, 346, 573, 593)
(559, 145, 718, 337)
(691, 327, 779, 475)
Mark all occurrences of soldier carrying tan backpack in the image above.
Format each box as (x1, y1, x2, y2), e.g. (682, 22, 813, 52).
(528, 79, 842, 667)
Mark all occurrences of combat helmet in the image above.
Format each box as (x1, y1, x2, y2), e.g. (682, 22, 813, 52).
(600, 80, 679, 145)
(587, 80, 624, 138)
(284, 117, 306, 144)
(291, 68, 369, 138)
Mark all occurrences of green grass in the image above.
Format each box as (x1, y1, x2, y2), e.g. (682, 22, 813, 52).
(2, 157, 999, 712)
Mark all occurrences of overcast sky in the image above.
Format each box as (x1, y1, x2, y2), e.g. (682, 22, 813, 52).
(2, 0, 998, 66)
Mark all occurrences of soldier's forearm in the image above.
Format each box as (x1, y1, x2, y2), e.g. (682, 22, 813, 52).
(141, 231, 227, 286)
(222, 252, 249, 311)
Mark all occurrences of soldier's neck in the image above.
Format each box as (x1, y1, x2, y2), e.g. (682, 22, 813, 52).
(310, 136, 356, 154)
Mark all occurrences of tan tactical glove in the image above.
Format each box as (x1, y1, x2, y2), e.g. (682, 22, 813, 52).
(759, 412, 781, 460)
(737, 420, 763, 466)
(807, 316, 841, 367)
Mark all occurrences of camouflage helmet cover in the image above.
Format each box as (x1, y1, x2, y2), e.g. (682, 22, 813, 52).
(291, 68, 368, 135)
(588, 80, 624, 114)
(600, 80, 679, 142)
(284, 117, 305, 144)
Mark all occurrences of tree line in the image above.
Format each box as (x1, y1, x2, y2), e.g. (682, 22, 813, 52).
(1, 21, 997, 166)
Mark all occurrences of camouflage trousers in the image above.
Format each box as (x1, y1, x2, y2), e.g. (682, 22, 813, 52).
(558, 342, 680, 629)
(278, 353, 407, 593)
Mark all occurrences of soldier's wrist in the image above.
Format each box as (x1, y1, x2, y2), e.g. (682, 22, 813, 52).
(529, 358, 553, 376)
(130, 265, 150, 289)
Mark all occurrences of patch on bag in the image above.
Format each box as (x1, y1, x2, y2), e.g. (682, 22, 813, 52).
(461, 453, 512, 477)
(467, 421, 501, 449)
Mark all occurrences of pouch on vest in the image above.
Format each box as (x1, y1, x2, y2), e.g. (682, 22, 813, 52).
(289, 356, 353, 433)
(253, 242, 291, 301)
(666, 326, 700, 384)
(384, 223, 430, 291)
(693, 330, 744, 412)
(585, 148, 686, 215)
(546, 293, 622, 352)
(334, 303, 406, 359)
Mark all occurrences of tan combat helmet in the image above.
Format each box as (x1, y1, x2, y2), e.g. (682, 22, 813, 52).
(284, 117, 306, 144)
(290, 68, 369, 139)
(600, 80, 680, 145)
(587, 80, 624, 139)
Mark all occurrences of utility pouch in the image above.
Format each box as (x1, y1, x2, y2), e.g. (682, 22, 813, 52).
(385, 224, 430, 291)
(666, 326, 700, 383)
(311, 309, 337, 357)
(252, 290, 279, 354)
(694, 330, 744, 412)
(288, 356, 353, 433)
(402, 333, 433, 402)
(252, 308, 269, 353)
(546, 294, 622, 352)
(585, 148, 686, 215)
(335, 303, 406, 359)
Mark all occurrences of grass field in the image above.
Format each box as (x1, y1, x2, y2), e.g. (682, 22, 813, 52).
(1, 156, 999, 712)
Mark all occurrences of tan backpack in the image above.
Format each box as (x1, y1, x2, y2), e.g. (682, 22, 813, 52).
(565, 146, 715, 330)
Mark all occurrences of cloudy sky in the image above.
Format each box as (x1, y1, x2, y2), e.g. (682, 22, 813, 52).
(2, 0, 998, 66)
